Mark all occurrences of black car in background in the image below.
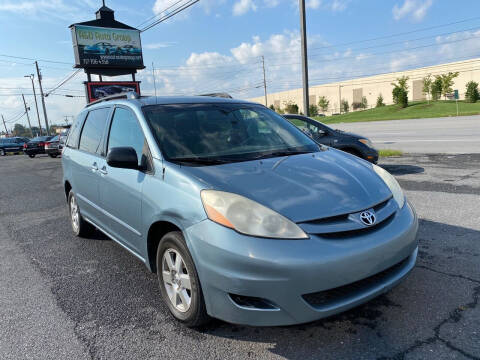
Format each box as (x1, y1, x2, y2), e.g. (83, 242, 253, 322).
(23, 136, 53, 158)
(283, 114, 379, 163)
(0, 137, 30, 156)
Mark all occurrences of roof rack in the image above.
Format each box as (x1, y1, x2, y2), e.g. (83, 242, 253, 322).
(197, 92, 233, 99)
(86, 91, 140, 107)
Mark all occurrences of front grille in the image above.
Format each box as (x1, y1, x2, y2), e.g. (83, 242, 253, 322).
(302, 256, 411, 308)
(319, 213, 395, 239)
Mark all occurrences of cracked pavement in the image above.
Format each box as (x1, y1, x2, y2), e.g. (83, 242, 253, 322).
(0, 153, 479, 360)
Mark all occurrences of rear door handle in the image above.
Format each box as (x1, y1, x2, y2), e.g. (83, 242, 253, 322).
(99, 166, 108, 175)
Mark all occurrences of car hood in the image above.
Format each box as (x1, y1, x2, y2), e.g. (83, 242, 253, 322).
(177, 149, 392, 222)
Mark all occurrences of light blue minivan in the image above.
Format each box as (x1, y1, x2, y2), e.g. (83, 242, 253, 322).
(62, 93, 418, 327)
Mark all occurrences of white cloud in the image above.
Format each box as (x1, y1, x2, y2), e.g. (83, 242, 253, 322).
(264, 0, 280, 7)
(233, 0, 257, 16)
(330, 0, 349, 11)
(0, 0, 95, 20)
(393, 0, 433, 22)
(144, 42, 177, 50)
(306, 0, 321, 10)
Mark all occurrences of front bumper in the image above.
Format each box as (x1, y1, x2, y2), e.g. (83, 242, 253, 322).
(185, 201, 418, 326)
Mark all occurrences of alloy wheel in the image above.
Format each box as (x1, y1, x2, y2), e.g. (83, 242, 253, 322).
(70, 195, 80, 233)
(162, 248, 192, 312)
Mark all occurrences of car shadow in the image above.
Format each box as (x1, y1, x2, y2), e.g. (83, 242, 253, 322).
(379, 163, 424, 175)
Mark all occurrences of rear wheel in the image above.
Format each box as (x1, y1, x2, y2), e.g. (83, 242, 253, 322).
(28, 154, 35, 158)
(156, 231, 209, 327)
(0, 149, 5, 156)
(48, 153, 57, 158)
(68, 190, 94, 237)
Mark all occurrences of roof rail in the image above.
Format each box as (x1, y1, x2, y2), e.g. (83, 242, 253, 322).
(86, 91, 140, 107)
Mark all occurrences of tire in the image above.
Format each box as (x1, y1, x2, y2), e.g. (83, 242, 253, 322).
(68, 190, 94, 237)
(0, 149, 5, 156)
(28, 154, 35, 158)
(156, 231, 210, 327)
(48, 154, 57, 158)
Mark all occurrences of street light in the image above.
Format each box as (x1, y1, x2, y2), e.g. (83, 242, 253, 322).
(24, 74, 43, 136)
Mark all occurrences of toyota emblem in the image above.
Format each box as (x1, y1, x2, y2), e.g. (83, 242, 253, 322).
(360, 210, 376, 226)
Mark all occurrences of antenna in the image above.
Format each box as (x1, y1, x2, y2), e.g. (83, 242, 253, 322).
(102, 0, 106, 6)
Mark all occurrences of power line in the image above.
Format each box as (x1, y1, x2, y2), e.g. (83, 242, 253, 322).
(136, 0, 185, 28)
(141, 0, 200, 32)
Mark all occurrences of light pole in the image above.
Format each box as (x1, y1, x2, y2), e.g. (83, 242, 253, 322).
(299, 0, 309, 116)
(25, 74, 43, 136)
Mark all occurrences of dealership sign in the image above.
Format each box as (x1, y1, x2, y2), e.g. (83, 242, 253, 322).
(71, 25, 144, 69)
(85, 81, 140, 103)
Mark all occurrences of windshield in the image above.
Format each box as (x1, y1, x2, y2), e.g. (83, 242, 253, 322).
(143, 103, 320, 165)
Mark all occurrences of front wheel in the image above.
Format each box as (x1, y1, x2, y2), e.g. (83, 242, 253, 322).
(28, 154, 35, 158)
(156, 231, 209, 327)
(0, 149, 5, 156)
(48, 153, 57, 158)
(68, 190, 94, 237)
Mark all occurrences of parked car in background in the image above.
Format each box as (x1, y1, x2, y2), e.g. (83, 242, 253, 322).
(283, 114, 379, 163)
(0, 137, 30, 156)
(83, 42, 118, 55)
(45, 135, 61, 158)
(23, 135, 53, 158)
(63, 93, 417, 327)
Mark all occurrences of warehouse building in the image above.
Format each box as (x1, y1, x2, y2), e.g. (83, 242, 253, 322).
(248, 58, 480, 115)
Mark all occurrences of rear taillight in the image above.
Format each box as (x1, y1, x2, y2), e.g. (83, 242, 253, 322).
(23, 143, 27, 148)
(38, 142, 45, 147)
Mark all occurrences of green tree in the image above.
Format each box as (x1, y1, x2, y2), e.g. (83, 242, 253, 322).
(465, 81, 479, 103)
(431, 77, 442, 101)
(422, 74, 433, 104)
(391, 76, 409, 108)
(438, 72, 459, 99)
(317, 96, 330, 114)
(341, 99, 349, 113)
(361, 96, 368, 109)
(269, 104, 275, 111)
(283, 100, 299, 114)
(308, 104, 319, 117)
(376, 94, 385, 107)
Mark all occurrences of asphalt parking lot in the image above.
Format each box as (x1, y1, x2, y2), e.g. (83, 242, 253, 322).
(0, 153, 479, 360)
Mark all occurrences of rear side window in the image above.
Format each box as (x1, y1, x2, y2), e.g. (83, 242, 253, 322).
(79, 108, 110, 154)
(66, 112, 86, 149)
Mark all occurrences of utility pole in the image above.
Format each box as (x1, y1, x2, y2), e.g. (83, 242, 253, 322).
(152, 62, 157, 98)
(2, 115, 8, 135)
(261, 56, 268, 107)
(22, 94, 34, 137)
(35, 61, 50, 135)
(25, 74, 43, 136)
(299, 0, 309, 116)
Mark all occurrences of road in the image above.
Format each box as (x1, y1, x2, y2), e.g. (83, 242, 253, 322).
(334, 115, 480, 154)
(0, 154, 479, 360)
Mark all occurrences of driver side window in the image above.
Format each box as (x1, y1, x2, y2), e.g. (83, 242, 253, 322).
(107, 107, 149, 168)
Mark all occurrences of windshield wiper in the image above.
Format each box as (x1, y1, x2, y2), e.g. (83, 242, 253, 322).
(249, 149, 314, 160)
(170, 157, 232, 165)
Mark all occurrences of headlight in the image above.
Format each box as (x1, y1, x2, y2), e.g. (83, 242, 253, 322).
(373, 164, 405, 208)
(200, 190, 308, 239)
(359, 138, 373, 147)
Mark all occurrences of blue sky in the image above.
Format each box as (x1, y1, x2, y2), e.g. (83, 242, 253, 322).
(1, 0, 480, 128)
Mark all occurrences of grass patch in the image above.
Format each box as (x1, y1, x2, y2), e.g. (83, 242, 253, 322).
(379, 149, 403, 157)
(314, 100, 480, 124)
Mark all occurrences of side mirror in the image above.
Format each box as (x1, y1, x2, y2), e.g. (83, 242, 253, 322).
(107, 147, 139, 170)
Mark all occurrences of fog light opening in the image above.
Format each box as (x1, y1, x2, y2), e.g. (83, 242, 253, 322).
(229, 294, 279, 310)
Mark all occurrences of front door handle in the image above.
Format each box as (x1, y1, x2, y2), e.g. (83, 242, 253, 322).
(99, 166, 108, 175)
(91, 162, 98, 172)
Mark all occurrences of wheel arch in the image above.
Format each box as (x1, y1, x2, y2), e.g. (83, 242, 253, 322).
(147, 220, 183, 273)
(64, 181, 72, 202)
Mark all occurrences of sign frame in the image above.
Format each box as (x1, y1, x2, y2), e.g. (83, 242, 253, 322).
(85, 81, 141, 103)
(71, 25, 145, 70)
